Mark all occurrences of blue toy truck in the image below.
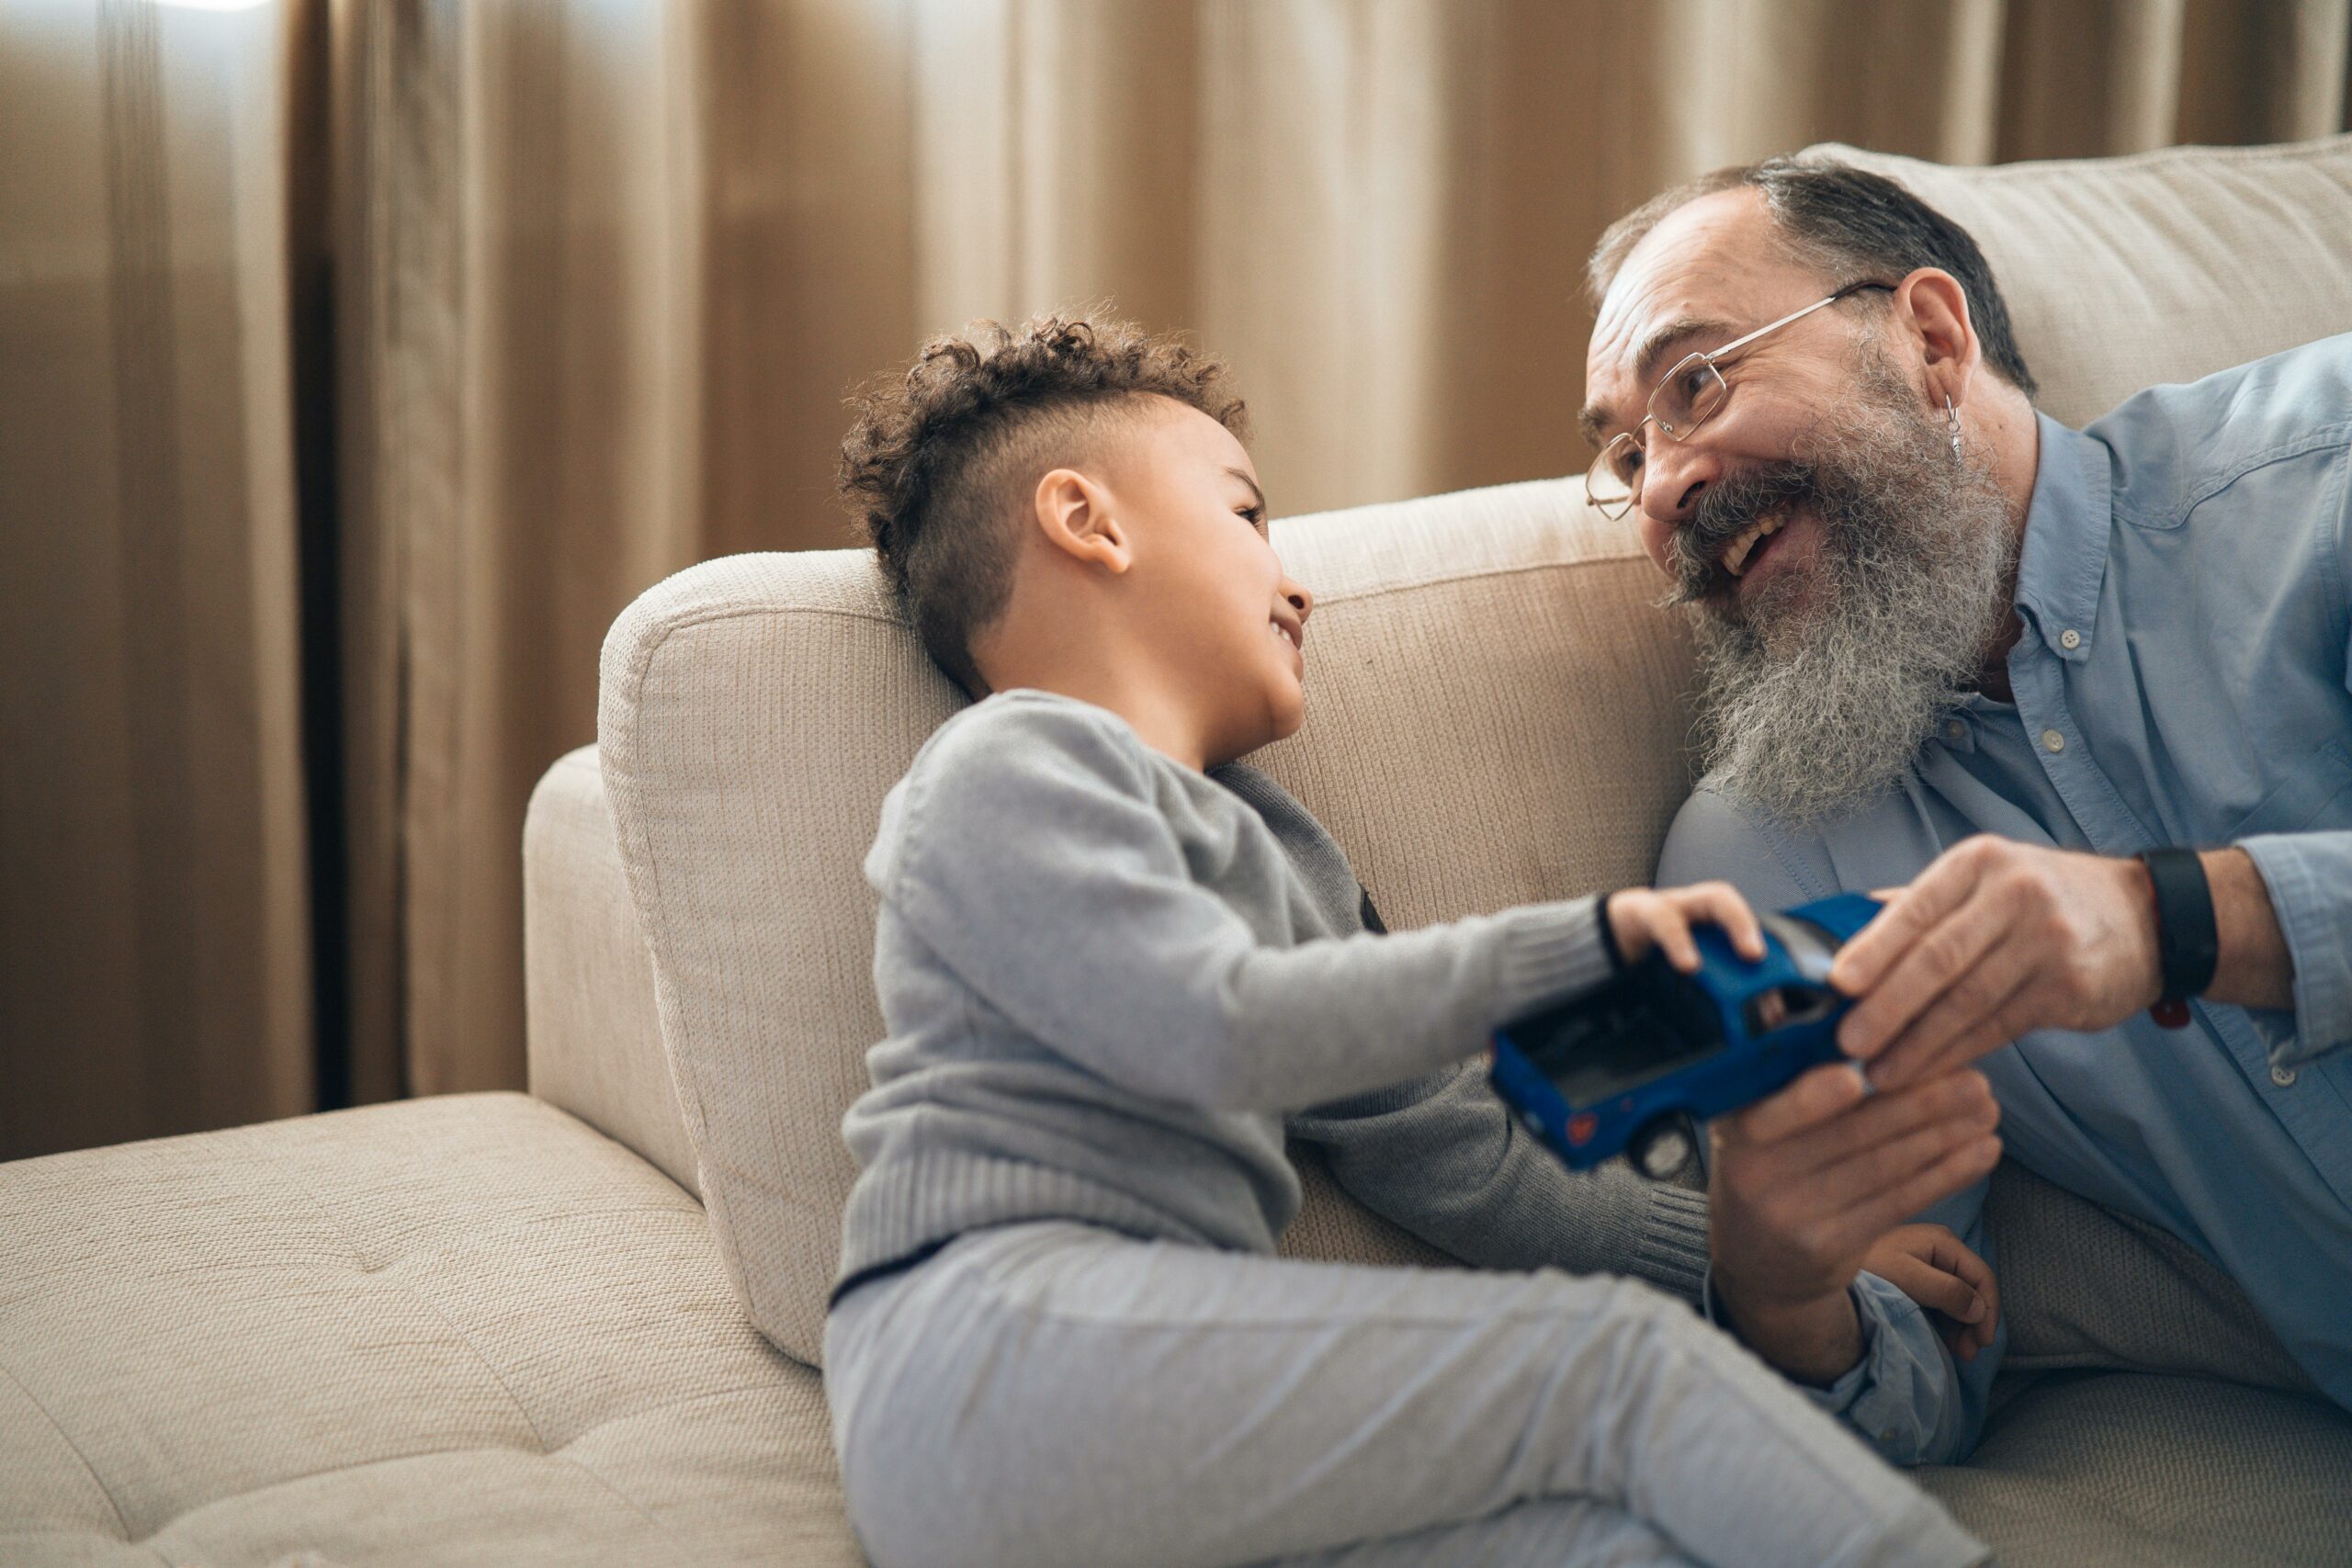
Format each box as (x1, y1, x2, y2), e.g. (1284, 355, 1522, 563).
(1488, 892, 1883, 1180)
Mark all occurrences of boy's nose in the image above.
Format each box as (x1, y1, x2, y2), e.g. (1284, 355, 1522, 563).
(1283, 579, 1314, 621)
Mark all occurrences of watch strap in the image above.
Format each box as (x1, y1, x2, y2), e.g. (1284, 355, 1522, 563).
(2138, 848, 2218, 1026)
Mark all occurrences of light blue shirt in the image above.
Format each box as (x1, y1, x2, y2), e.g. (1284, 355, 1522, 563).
(1660, 334, 2352, 1464)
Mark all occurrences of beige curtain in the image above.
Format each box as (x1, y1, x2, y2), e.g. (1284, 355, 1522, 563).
(4, 0, 2347, 1156)
(1, 2, 313, 1157)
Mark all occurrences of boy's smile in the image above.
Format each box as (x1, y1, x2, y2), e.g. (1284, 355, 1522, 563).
(1096, 399, 1313, 762)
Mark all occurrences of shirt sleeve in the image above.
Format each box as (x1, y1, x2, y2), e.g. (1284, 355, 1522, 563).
(1663, 784, 2000, 1464)
(2230, 415, 2352, 1065)
(881, 697, 1617, 1113)
(1761, 1183, 2002, 1467)
(1289, 1064, 1713, 1302)
(2240, 831, 2352, 1065)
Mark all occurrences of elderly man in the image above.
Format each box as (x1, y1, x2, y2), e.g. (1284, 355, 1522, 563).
(1580, 157, 2351, 1463)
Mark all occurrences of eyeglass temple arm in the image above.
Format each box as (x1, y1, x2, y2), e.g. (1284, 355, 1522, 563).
(1701, 279, 1894, 366)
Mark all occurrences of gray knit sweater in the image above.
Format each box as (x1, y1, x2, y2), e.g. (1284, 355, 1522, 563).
(834, 690, 1712, 1301)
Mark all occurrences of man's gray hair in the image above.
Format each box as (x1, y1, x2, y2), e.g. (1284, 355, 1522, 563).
(1588, 158, 2039, 400)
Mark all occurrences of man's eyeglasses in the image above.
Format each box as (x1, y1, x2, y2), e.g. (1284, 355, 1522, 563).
(1585, 280, 1895, 520)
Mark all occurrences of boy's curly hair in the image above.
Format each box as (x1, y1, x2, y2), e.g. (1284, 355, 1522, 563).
(839, 312, 1248, 696)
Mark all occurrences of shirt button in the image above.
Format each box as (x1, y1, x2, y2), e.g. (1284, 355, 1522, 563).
(2272, 1066, 2298, 1088)
(2041, 729, 2065, 753)
(2060, 628, 2082, 650)
(1945, 719, 1966, 743)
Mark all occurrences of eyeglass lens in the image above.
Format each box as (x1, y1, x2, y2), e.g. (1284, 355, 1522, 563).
(1586, 356, 1729, 514)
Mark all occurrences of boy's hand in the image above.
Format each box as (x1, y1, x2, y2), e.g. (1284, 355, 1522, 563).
(1861, 1222, 2001, 1362)
(1605, 883, 1768, 973)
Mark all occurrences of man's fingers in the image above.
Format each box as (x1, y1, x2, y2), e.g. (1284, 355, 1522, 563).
(1829, 844, 1988, 1001)
(1836, 888, 2015, 1061)
(1862, 954, 2036, 1089)
(1968, 1270, 2001, 1354)
(1829, 1134, 2005, 1258)
(1800, 1084, 2000, 1222)
(1719, 1061, 1868, 1147)
(1869, 1253, 1984, 1325)
(1752, 1067, 1994, 1182)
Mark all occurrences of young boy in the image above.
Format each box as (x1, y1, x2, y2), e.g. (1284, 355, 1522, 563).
(824, 314, 1995, 1568)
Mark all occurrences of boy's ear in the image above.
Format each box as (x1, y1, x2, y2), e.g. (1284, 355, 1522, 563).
(1032, 468, 1131, 574)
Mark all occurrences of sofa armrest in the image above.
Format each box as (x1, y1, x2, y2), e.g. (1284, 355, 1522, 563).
(523, 745, 701, 1197)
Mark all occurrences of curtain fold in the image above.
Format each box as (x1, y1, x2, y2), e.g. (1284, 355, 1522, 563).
(3, 0, 2347, 1155)
(1, 1, 314, 1159)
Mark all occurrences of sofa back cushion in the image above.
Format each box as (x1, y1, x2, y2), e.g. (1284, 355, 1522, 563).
(597, 485, 1689, 1363)
(1811, 134, 2352, 427)
(597, 132, 2352, 1369)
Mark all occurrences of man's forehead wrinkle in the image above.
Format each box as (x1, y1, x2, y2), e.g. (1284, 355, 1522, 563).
(1584, 288, 1724, 440)
(1632, 313, 1735, 383)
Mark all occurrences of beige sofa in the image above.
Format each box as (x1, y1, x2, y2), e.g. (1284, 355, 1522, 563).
(9, 134, 2352, 1568)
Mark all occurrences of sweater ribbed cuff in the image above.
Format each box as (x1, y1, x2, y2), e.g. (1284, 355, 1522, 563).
(1629, 1183, 1713, 1304)
(1491, 896, 1618, 1020)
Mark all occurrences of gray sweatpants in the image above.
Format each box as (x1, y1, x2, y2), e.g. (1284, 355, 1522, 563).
(824, 1223, 1988, 1568)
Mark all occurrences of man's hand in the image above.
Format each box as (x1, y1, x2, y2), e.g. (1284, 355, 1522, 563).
(1827, 838, 2164, 1089)
(1709, 1064, 2002, 1385)
(1861, 1223, 2000, 1362)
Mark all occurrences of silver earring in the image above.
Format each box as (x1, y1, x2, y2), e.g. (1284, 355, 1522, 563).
(1945, 394, 1962, 462)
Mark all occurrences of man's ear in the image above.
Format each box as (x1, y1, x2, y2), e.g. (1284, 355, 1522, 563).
(1032, 468, 1131, 574)
(1894, 267, 1980, 411)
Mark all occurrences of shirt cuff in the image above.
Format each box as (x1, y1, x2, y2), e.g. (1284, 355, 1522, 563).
(1830, 1273, 1965, 1464)
(2238, 833, 2352, 1065)
(1702, 1269, 1955, 1466)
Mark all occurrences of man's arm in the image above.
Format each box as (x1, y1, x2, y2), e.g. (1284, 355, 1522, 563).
(1828, 836, 2335, 1092)
(2229, 834, 2350, 1063)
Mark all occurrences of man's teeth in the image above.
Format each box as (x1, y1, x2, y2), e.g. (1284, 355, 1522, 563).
(1719, 515, 1786, 577)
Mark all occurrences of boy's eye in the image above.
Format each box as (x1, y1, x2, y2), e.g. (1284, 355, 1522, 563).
(1238, 505, 1266, 533)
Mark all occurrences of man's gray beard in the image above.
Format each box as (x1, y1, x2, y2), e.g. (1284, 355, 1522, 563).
(1685, 384, 2017, 829)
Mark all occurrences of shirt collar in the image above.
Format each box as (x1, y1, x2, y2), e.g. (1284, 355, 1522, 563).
(2010, 412, 2113, 664)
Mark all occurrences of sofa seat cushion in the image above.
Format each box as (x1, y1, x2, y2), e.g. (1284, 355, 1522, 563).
(0, 1093, 858, 1567)
(1920, 1370, 2352, 1568)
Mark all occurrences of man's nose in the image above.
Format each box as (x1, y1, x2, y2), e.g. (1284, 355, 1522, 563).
(1636, 436, 1723, 529)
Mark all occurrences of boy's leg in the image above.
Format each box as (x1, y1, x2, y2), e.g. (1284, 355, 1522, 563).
(826, 1222, 1986, 1568)
(1254, 1495, 1699, 1567)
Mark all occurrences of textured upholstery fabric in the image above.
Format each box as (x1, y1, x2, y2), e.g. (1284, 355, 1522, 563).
(1812, 134, 2352, 429)
(1985, 1162, 2316, 1395)
(0, 1093, 858, 1567)
(525, 746, 699, 1200)
(598, 479, 1688, 1365)
(1918, 1372, 2352, 1568)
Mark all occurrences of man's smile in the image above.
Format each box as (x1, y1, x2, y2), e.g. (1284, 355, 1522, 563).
(1719, 509, 1789, 578)
(1722, 506, 1812, 592)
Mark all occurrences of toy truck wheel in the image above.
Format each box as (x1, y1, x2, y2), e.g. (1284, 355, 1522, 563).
(1629, 1113, 1698, 1181)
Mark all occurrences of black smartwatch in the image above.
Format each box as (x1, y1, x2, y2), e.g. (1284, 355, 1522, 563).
(2137, 848, 2218, 1028)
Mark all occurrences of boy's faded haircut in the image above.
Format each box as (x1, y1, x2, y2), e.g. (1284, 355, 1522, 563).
(839, 312, 1247, 696)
